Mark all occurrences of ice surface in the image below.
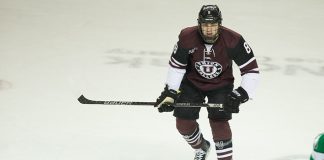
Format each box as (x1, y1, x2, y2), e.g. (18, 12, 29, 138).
(1, 0, 324, 159)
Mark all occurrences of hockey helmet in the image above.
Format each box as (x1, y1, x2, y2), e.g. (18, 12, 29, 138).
(313, 133, 324, 153)
(197, 5, 222, 44)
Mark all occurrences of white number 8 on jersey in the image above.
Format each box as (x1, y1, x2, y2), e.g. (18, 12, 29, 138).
(243, 42, 252, 54)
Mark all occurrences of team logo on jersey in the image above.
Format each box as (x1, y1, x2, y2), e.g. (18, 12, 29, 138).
(189, 47, 198, 54)
(195, 61, 222, 79)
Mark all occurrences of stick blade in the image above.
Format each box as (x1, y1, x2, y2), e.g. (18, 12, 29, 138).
(78, 95, 90, 104)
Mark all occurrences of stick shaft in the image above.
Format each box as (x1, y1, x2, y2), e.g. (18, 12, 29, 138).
(78, 95, 223, 108)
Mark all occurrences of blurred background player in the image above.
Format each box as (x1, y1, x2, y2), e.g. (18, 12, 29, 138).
(154, 4, 259, 160)
(310, 133, 324, 160)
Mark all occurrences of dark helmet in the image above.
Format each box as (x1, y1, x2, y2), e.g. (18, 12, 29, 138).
(198, 5, 222, 24)
(197, 5, 222, 43)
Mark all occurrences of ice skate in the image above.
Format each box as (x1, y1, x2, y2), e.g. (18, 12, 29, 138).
(194, 140, 210, 160)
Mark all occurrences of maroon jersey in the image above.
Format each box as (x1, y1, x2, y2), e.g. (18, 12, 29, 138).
(169, 26, 259, 91)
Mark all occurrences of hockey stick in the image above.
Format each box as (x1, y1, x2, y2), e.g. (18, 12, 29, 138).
(78, 95, 223, 108)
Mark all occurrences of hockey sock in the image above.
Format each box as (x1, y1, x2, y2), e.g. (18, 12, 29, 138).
(182, 125, 205, 149)
(176, 118, 205, 149)
(209, 119, 233, 160)
(215, 139, 233, 160)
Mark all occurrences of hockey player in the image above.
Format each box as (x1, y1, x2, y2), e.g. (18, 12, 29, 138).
(310, 133, 324, 160)
(154, 5, 260, 160)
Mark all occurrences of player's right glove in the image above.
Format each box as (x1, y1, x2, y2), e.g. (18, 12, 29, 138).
(224, 87, 249, 113)
(154, 85, 180, 113)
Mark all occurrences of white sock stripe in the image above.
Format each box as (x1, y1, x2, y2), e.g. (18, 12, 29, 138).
(190, 138, 202, 147)
(186, 127, 198, 137)
(183, 127, 200, 140)
(182, 127, 205, 147)
(217, 152, 233, 158)
(190, 130, 201, 141)
(184, 132, 201, 143)
(188, 127, 200, 137)
(187, 137, 201, 144)
(216, 147, 233, 153)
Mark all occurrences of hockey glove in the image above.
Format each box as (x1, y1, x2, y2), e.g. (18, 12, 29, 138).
(154, 85, 180, 113)
(224, 87, 249, 113)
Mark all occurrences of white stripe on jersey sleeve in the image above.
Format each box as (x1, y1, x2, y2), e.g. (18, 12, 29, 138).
(169, 60, 181, 68)
(239, 57, 256, 69)
(166, 66, 186, 90)
(240, 72, 260, 99)
(171, 57, 187, 67)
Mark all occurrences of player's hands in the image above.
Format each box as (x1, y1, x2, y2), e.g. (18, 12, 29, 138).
(154, 85, 180, 113)
(224, 87, 249, 113)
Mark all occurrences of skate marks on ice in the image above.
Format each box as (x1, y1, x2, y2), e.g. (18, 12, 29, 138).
(104, 48, 324, 76)
(0, 80, 12, 91)
(104, 48, 168, 68)
(272, 154, 309, 160)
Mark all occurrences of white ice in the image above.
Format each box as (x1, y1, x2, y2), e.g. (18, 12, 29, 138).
(1, 0, 324, 160)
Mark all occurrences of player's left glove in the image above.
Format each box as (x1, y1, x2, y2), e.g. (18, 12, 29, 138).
(224, 87, 249, 113)
(154, 85, 180, 113)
